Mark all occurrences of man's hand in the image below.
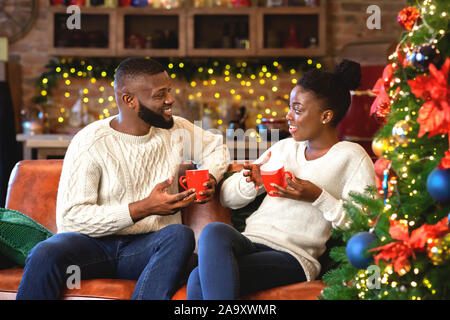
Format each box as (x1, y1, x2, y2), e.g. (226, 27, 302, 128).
(270, 175, 322, 203)
(242, 151, 271, 191)
(129, 177, 196, 222)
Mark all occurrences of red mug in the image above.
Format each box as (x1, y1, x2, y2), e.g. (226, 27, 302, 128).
(260, 165, 293, 197)
(179, 169, 210, 200)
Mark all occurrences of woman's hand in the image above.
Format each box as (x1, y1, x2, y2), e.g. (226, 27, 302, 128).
(270, 175, 323, 203)
(242, 151, 271, 191)
(194, 174, 217, 204)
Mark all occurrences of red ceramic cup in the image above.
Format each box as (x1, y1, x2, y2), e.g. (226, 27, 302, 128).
(179, 169, 210, 200)
(260, 165, 293, 197)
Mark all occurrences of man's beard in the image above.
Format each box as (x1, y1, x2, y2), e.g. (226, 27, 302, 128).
(137, 100, 174, 129)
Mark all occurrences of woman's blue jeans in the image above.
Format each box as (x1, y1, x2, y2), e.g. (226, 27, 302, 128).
(16, 224, 195, 300)
(187, 222, 307, 300)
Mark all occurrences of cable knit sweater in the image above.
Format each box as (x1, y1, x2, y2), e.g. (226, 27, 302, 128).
(56, 115, 230, 238)
(220, 138, 375, 281)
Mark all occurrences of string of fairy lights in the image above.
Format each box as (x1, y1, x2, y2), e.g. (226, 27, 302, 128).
(34, 57, 322, 131)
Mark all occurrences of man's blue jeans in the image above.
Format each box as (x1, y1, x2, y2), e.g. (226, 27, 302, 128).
(16, 224, 195, 300)
(187, 222, 307, 300)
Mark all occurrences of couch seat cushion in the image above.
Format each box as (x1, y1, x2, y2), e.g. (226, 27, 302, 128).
(171, 280, 325, 300)
(0, 268, 136, 300)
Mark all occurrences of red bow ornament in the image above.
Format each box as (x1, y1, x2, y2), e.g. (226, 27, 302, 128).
(397, 7, 421, 31)
(408, 58, 450, 169)
(370, 217, 449, 275)
(370, 64, 394, 121)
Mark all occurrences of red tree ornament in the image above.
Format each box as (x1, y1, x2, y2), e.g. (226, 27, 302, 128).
(374, 158, 397, 197)
(370, 64, 395, 122)
(408, 58, 450, 169)
(370, 217, 449, 275)
(398, 7, 421, 31)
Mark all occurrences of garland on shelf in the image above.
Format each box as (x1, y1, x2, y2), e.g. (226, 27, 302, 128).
(33, 57, 323, 106)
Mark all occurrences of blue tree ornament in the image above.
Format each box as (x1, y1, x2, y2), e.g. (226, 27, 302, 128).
(426, 168, 450, 204)
(346, 232, 377, 269)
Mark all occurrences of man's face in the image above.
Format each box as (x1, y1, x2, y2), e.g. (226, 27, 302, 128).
(132, 72, 175, 129)
(137, 99, 174, 129)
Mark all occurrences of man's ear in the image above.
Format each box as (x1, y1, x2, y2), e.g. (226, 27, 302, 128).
(121, 93, 137, 110)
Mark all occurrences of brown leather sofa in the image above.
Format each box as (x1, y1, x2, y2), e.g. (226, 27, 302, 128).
(0, 160, 326, 300)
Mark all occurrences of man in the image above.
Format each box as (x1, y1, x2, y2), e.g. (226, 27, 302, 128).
(16, 57, 230, 300)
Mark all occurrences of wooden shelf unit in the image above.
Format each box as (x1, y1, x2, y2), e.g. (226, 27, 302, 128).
(48, 3, 326, 57)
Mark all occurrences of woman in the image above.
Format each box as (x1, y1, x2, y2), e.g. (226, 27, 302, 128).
(187, 60, 376, 300)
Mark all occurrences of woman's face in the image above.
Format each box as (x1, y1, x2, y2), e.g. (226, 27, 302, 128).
(286, 85, 329, 142)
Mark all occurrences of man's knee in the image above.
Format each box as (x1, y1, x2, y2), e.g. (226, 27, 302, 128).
(26, 232, 83, 266)
(162, 224, 195, 251)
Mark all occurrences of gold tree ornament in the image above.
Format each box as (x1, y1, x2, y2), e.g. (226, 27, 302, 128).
(372, 138, 386, 157)
(372, 137, 395, 156)
(427, 233, 450, 266)
(392, 120, 413, 145)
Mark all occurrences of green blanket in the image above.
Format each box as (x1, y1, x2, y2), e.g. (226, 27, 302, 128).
(0, 208, 54, 266)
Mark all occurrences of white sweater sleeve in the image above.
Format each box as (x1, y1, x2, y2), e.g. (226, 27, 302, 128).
(220, 149, 270, 210)
(56, 145, 134, 237)
(177, 118, 230, 183)
(311, 155, 376, 229)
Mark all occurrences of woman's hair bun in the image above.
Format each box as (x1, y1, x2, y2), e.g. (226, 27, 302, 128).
(333, 59, 361, 90)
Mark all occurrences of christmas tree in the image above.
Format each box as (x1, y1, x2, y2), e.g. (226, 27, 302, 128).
(321, 0, 449, 300)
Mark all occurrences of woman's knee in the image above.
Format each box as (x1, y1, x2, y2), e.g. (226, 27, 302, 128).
(198, 222, 234, 248)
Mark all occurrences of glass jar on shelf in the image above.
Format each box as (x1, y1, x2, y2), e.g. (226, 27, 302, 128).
(68, 90, 84, 129)
(233, 0, 251, 7)
(214, 0, 231, 7)
(69, 0, 86, 6)
(161, 0, 181, 8)
(90, 0, 105, 5)
(305, 0, 319, 7)
(119, 0, 132, 6)
(21, 105, 45, 135)
(104, 0, 118, 7)
(266, 0, 282, 7)
(193, 0, 204, 7)
(131, 0, 148, 6)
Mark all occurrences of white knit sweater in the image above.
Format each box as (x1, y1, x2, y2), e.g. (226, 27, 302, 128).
(220, 138, 376, 281)
(56, 115, 230, 237)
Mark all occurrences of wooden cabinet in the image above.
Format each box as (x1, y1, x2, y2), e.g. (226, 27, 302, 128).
(186, 7, 257, 57)
(116, 7, 186, 57)
(48, 3, 326, 57)
(256, 6, 326, 57)
(49, 7, 117, 57)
